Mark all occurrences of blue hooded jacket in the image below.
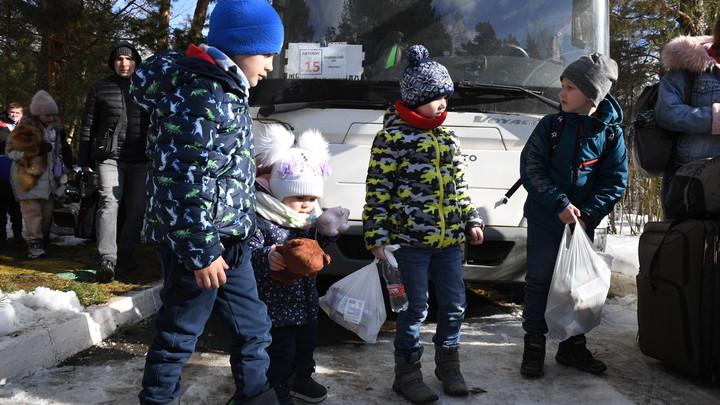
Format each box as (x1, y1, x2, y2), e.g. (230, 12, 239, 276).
(520, 94, 628, 236)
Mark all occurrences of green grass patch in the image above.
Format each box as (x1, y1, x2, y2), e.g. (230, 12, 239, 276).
(0, 238, 160, 306)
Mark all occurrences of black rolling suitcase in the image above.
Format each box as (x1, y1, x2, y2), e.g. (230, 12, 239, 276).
(637, 220, 720, 382)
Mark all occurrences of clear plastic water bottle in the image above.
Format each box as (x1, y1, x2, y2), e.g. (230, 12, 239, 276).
(379, 259, 408, 312)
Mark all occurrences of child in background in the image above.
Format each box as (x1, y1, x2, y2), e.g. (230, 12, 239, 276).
(518, 53, 628, 378)
(250, 124, 347, 405)
(129, 0, 285, 403)
(0, 102, 25, 245)
(8, 91, 72, 259)
(362, 44, 485, 403)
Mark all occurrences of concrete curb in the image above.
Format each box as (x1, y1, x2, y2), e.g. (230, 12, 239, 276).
(0, 281, 163, 384)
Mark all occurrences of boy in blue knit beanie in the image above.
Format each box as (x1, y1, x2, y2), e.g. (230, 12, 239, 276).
(363, 44, 485, 403)
(130, 1, 284, 404)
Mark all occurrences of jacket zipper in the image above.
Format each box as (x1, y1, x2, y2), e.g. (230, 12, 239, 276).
(431, 130, 446, 247)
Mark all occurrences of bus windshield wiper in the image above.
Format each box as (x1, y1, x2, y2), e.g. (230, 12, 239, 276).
(455, 81, 560, 110)
(258, 100, 388, 117)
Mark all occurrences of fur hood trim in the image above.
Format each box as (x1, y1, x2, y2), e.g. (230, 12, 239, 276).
(661, 35, 717, 73)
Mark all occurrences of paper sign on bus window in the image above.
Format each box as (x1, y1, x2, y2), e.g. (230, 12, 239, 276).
(286, 42, 364, 80)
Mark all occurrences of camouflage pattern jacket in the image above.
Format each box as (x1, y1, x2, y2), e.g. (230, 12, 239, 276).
(130, 45, 256, 271)
(362, 105, 483, 250)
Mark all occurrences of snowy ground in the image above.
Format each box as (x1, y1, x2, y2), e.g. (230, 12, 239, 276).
(1, 230, 719, 404)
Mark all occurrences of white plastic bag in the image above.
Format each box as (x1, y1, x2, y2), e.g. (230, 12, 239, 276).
(545, 224, 612, 341)
(319, 259, 387, 343)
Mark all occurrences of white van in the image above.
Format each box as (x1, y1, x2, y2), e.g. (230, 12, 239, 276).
(251, 0, 611, 283)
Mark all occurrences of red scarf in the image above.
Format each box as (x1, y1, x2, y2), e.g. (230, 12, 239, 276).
(707, 46, 720, 64)
(395, 101, 447, 130)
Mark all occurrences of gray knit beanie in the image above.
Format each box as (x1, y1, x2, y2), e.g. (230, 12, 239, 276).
(29, 90, 58, 116)
(560, 53, 618, 106)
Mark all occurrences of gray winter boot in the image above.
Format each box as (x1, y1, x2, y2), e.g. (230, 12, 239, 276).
(434, 350, 469, 396)
(393, 361, 439, 403)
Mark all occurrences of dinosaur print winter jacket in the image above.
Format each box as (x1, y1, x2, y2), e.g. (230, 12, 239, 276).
(362, 105, 484, 250)
(130, 45, 256, 271)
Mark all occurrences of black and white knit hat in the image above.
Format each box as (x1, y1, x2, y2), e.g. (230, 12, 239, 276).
(400, 45, 454, 109)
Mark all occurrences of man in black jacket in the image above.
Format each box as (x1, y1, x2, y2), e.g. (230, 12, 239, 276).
(79, 41, 150, 282)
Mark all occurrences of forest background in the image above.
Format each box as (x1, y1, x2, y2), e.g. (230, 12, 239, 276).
(1, 0, 717, 236)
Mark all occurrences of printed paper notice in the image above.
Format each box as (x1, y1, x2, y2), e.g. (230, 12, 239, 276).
(343, 298, 365, 324)
(285, 42, 364, 80)
(300, 48, 323, 76)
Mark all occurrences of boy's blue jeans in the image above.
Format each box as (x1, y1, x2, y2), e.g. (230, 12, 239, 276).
(393, 245, 466, 364)
(139, 239, 272, 405)
(522, 222, 593, 335)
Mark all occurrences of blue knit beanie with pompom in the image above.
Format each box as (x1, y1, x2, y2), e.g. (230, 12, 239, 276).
(207, 0, 284, 56)
(399, 45, 454, 109)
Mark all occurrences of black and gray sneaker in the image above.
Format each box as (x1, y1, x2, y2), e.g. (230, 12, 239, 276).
(555, 334, 607, 374)
(27, 241, 46, 259)
(97, 259, 116, 283)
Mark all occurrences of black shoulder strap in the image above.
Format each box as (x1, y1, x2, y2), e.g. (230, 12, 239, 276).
(501, 113, 616, 205)
(501, 114, 563, 204)
(548, 113, 564, 153)
(682, 70, 696, 105)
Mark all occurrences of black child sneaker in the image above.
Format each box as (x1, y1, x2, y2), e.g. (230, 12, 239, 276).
(555, 334, 607, 374)
(291, 366, 327, 403)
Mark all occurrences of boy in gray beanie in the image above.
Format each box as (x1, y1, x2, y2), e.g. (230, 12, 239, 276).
(518, 53, 627, 378)
(560, 52, 618, 107)
(130, 0, 284, 404)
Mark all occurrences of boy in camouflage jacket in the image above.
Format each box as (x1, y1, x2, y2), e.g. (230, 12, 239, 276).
(362, 45, 484, 404)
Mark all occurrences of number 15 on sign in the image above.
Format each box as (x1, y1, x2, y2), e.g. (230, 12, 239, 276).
(300, 48, 322, 75)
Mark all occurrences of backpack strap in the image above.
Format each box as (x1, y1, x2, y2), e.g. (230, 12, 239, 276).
(682, 70, 696, 106)
(548, 113, 564, 153)
(501, 113, 564, 204)
(501, 113, 615, 205)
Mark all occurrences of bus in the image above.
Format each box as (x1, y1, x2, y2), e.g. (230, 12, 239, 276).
(250, 0, 610, 283)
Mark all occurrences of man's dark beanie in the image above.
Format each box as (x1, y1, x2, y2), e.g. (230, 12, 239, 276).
(107, 41, 142, 72)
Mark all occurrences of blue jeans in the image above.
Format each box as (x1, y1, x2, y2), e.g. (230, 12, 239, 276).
(96, 159, 147, 262)
(393, 245, 466, 363)
(522, 222, 593, 335)
(139, 239, 272, 404)
(266, 324, 318, 384)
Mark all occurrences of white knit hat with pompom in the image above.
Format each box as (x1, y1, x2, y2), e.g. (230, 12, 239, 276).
(255, 124, 330, 202)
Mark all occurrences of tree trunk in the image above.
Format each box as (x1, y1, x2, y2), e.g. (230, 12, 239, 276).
(158, 0, 171, 51)
(189, 0, 211, 44)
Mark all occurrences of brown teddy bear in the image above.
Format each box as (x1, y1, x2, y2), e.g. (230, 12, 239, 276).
(271, 238, 331, 285)
(8, 125, 47, 192)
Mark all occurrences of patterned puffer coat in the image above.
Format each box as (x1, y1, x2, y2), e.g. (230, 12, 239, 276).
(362, 105, 483, 250)
(130, 45, 256, 271)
